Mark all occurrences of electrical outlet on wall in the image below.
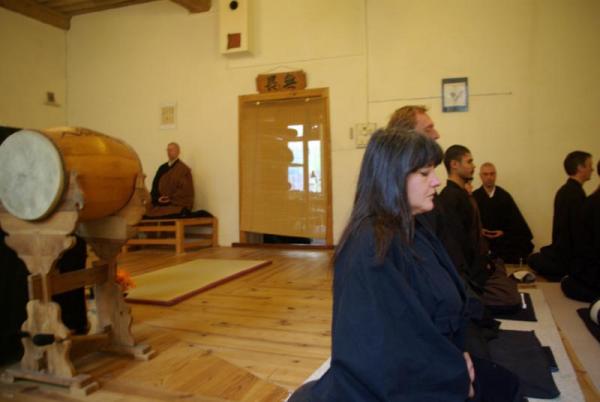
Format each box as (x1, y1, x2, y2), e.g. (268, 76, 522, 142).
(354, 123, 377, 148)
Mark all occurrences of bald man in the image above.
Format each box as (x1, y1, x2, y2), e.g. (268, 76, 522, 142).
(472, 163, 534, 264)
(147, 142, 194, 217)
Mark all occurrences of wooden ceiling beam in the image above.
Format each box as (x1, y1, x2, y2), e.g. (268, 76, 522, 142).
(170, 0, 211, 13)
(62, 0, 158, 16)
(0, 0, 71, 30)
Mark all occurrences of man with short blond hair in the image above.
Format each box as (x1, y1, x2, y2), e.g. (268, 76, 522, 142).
(387, 105, 440, 140)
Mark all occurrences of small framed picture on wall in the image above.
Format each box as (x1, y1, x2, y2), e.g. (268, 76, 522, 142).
(442, 77, 468, 112)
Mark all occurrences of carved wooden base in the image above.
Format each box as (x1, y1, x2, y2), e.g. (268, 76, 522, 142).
(0, 174, 154, 395)
(1, 366, 99, 396)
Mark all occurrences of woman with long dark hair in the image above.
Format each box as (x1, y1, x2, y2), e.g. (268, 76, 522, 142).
(289, 128, 521, 401)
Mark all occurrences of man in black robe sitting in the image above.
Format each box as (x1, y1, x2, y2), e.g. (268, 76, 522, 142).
(438, 146, 488, 290)
(562, 159, 600, 301)
(528, 151, 594, 281)
(473, 162, 534, 264)
(438, 146, 521, 313)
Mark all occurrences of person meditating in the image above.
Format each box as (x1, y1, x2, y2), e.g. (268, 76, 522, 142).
(528, 151, 594, 281)
(147, 142, 194, 218)
(288, 129, 522, 402)
(438, 146, 521, 314)
(562, 159, 600, 302)
(387, 104, 440, 140)
(472, 163, 534, 264)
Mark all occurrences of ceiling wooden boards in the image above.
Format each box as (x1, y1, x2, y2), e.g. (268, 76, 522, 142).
(0, 0, 211, 30)
(0, 0, 71, 29)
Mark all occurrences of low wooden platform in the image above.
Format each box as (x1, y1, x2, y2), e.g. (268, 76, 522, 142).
(124, 217, 218, 254)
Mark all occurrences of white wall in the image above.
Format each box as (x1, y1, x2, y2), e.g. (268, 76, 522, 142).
(65, 0, 600, 247)
(66, 0, 367, 245)
(0, 8, 66, 128)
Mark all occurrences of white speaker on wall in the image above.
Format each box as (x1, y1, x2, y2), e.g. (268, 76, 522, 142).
(219, 0, 251, 55)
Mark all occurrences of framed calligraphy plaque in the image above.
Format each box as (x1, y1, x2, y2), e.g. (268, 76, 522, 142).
(256, 70, 307, 93)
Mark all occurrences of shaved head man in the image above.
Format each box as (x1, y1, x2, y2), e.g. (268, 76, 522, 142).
(387, 105, 440, 140)
(147, 142, 195, 217)
(472, 162, 534, 264)
(479, 162, 497, 190)
(166, 142, 180, 162)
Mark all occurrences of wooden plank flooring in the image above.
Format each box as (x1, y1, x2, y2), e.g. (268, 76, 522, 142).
(0, 246, 333, 401)
(124, 246, 333, 389)
(1, 247, 598, 401)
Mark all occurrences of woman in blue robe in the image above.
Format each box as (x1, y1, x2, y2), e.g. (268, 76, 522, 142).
(289, 129, 522, 402)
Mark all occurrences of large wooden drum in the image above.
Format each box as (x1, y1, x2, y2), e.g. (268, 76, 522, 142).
(0, 127, 142, 221)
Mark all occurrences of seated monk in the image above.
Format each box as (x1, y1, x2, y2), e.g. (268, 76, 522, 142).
(473, 162, 534, 264)
(438, 145, 521, 314)
(562, 159, 600, 302)
(528, 151, 593, 281)
(147, 142, 194, 218)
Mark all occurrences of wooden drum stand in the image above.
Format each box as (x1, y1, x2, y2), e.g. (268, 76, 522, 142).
(0, 128, 155, 395)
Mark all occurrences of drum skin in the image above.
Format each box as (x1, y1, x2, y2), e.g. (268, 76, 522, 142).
(0, 127, 141, 221)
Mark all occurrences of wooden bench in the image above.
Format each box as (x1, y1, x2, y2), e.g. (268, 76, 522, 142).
(123, 217, 218, 254)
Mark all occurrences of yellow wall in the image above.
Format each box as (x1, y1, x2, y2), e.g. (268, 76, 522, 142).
(368, 0, 600, 248)
(64, 0, 599, 247)
(0, 8, 66, 128)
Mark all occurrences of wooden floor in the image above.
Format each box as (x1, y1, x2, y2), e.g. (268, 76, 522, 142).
(1, 247, 599, 401)
(0, 246, 333, 402)
(122, 246, 333, 390)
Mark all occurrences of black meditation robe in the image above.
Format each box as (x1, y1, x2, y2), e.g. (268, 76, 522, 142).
(551, 178, 586, 264)
(438, 181, 490, 291)
(0, 232, 88, 364)
(310, 221, 471, 402)
(420, 198, 469, 285)
(472, 186, 534, 264)
(582, 188, 600, 260)
(570, 188, 600, 293)
(0, 229, 28, 364)
(529, 178, 586, 280)
(439, 182, 521, 313)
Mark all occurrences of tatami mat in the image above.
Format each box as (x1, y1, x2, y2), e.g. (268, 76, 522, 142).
(499, 288, 585, 401)
(537, 282, 600, 392)
(125, 259, 271, 306)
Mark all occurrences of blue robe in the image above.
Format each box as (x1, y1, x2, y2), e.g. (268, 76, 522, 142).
(310, 220, 471, 401)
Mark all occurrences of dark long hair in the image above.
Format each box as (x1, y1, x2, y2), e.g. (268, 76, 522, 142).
(335, 128, 443, 262)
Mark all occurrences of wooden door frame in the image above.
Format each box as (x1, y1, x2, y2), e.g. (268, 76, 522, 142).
(237, 87, 333, 246)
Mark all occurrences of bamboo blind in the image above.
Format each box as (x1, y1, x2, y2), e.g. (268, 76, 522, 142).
(239, 94, 329, 240)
